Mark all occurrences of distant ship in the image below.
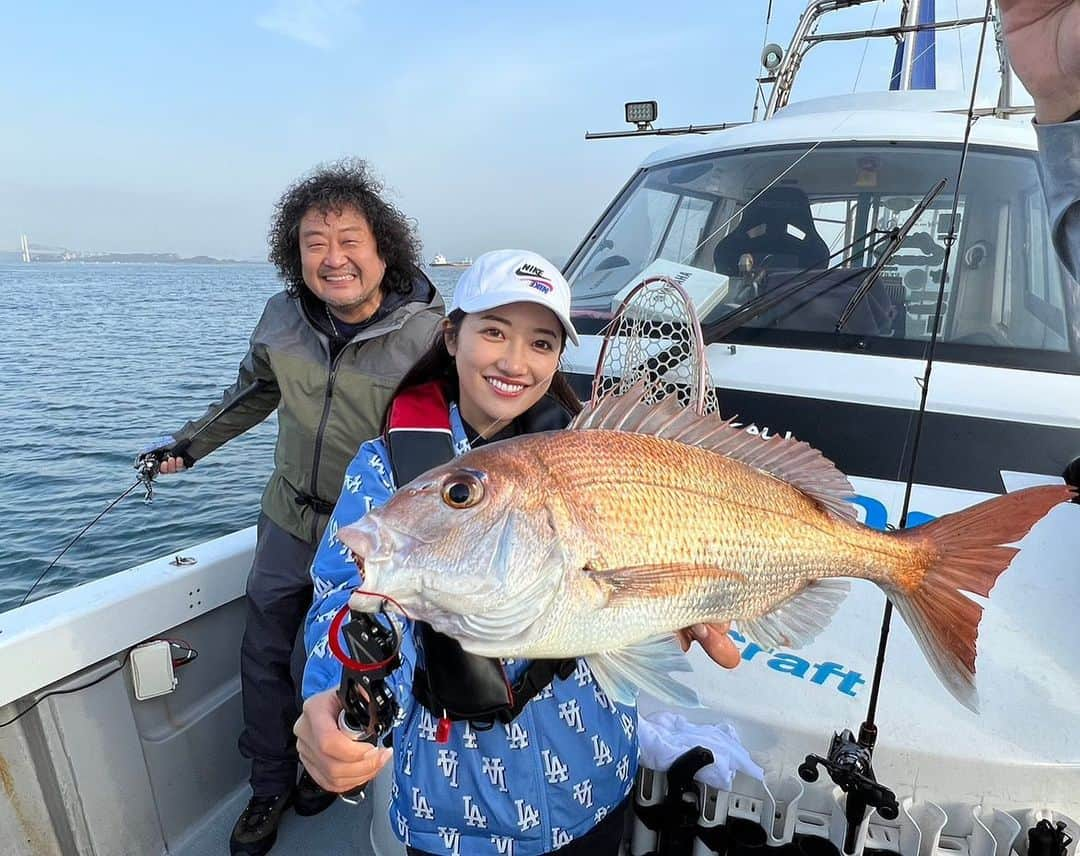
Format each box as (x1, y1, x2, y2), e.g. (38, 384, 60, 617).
(430, 253, 472, 268)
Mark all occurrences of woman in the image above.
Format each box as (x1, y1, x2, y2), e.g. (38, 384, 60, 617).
(296, 249, 737, 856)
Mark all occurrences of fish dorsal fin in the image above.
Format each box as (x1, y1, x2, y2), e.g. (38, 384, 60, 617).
(572, 382, 857, 521)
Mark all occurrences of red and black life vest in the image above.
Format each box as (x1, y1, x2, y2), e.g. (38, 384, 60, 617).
(384, 380, 576, 726)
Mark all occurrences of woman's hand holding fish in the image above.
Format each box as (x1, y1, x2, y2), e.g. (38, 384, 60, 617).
(294, 689, 393, 793)
(677, 622, 740, 669)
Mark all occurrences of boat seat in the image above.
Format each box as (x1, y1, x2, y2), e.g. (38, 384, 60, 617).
(713, 187, 831, 275)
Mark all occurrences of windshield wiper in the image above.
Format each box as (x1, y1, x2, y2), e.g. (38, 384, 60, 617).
(698, 178, 948, 344)
(835, 178, 947, 331)
(700, 227, 894, 343)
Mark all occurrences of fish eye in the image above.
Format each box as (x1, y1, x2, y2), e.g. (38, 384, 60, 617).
(441, 470, 485, 509)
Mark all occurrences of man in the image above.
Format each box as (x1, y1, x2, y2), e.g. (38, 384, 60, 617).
(999, 0, 1080, 278)
(146, 159, 444, 855)
(998, 0, 1080, 492)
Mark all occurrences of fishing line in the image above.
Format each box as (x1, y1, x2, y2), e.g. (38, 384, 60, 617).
(328, 591, 410, 673)
(679, 139, 826, 266)
(680, 3, 961, 272)
(955, 0, 967, 90)
(686, 14, 946, 271)
(852, 1, 882, 92)
(17, 378, 269, 609)
(18, 479, 144, 608)
(895, 21, 946, 90)
(752, 0, 775, 120)
(861, 0, 994, 729)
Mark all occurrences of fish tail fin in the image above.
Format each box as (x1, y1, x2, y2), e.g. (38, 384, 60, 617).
(888, 484, 1073, 712)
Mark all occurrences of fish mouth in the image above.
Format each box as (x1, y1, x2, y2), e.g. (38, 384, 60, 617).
(338, 519, 425, 601)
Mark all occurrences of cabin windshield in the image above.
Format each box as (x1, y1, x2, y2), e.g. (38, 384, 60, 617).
(566, 143, 1080, 373)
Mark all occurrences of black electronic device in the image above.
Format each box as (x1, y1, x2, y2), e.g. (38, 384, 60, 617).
(335, 609, 401, 804)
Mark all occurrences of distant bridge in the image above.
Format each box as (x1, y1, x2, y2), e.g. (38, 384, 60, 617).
(17, 235, 71, 261)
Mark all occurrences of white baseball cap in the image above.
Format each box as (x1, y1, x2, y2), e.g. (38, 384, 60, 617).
(450, 249, 579, 346)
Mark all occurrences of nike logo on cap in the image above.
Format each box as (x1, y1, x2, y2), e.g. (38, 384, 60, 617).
(515, 262, 546, 278)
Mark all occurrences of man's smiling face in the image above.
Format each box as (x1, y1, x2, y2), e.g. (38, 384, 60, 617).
(299, 205, 387, 324)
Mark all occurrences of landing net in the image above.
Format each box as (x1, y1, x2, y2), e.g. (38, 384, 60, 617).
(590, 276, 719, 416)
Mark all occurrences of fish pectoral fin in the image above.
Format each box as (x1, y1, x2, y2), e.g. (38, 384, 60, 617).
(738, 578, 850, 649)
(586, 635, 701, 709)
(591, 563, 745, 605)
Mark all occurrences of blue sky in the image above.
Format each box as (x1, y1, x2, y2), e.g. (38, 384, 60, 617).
(2, 0, 1012, 262)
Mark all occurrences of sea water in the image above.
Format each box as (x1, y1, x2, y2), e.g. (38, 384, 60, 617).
(0, 262, 462, 612)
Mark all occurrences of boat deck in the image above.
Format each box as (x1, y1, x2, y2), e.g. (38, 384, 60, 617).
(179, 786, 379, 856)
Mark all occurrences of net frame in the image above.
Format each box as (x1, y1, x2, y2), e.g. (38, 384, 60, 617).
(590, 276, 720, 417)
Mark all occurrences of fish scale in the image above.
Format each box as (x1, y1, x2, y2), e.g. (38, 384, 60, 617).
(539, 432, 868, 578)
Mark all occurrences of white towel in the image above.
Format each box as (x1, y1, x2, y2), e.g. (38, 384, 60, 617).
(637, 711, 764, 790)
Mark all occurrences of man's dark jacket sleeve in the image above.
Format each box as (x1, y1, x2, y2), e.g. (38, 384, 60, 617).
(1036, 119, 1080, 281)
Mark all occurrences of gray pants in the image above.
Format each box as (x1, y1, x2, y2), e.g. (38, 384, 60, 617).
(237, 513, 318, 796)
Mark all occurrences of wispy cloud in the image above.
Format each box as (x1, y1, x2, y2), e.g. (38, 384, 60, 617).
(256, 0, 363, 50)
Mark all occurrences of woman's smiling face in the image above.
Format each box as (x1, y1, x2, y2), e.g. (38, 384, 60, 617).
(447, 301, 563, 436)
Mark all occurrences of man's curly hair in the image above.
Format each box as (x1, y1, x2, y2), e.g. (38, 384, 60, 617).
(268, 158, 422, 299)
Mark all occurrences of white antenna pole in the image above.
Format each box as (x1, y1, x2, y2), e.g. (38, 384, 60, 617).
(898, 0, 924, 90)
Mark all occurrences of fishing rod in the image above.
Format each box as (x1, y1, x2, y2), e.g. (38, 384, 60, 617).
(17, 378, 270, 609)
(797, 4, 996, 849)
(865, 0, 994, 727)
(135, 378, 271, 501)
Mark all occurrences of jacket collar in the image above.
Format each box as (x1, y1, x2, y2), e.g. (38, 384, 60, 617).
(385, 378, 573, 453)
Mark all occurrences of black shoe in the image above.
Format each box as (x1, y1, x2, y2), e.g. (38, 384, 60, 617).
(229, 791, 293, 856)
(294, 768, 337, 817)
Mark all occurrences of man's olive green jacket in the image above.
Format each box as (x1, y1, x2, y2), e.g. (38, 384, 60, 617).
(174, 277, 444, 544)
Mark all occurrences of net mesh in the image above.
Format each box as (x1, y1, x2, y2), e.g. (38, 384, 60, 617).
(590, 276, 719, 416)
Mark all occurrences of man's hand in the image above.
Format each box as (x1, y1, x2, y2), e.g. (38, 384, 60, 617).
(676, 622, 741, 669)
(999, 0, 1080, 122)
(156, 456, 187, 475)
(294, 689, 393, 793)
(136, 435, 192, 476)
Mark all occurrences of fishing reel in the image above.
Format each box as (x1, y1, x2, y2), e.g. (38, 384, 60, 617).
(132, 378, 268, 501)
(1028, 819, 1073, 856)
(134, 436, 192, 502)
(335, 607, 401, 804)
(799, 724, 899, 854)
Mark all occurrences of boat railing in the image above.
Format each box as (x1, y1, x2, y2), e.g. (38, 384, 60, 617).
(764, 0, 1019, 119)
(0, 527, 257, 855)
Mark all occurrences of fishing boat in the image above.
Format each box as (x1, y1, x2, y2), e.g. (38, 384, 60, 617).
(430, 254, 473, 268)
(1, 3, 1077, 855)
